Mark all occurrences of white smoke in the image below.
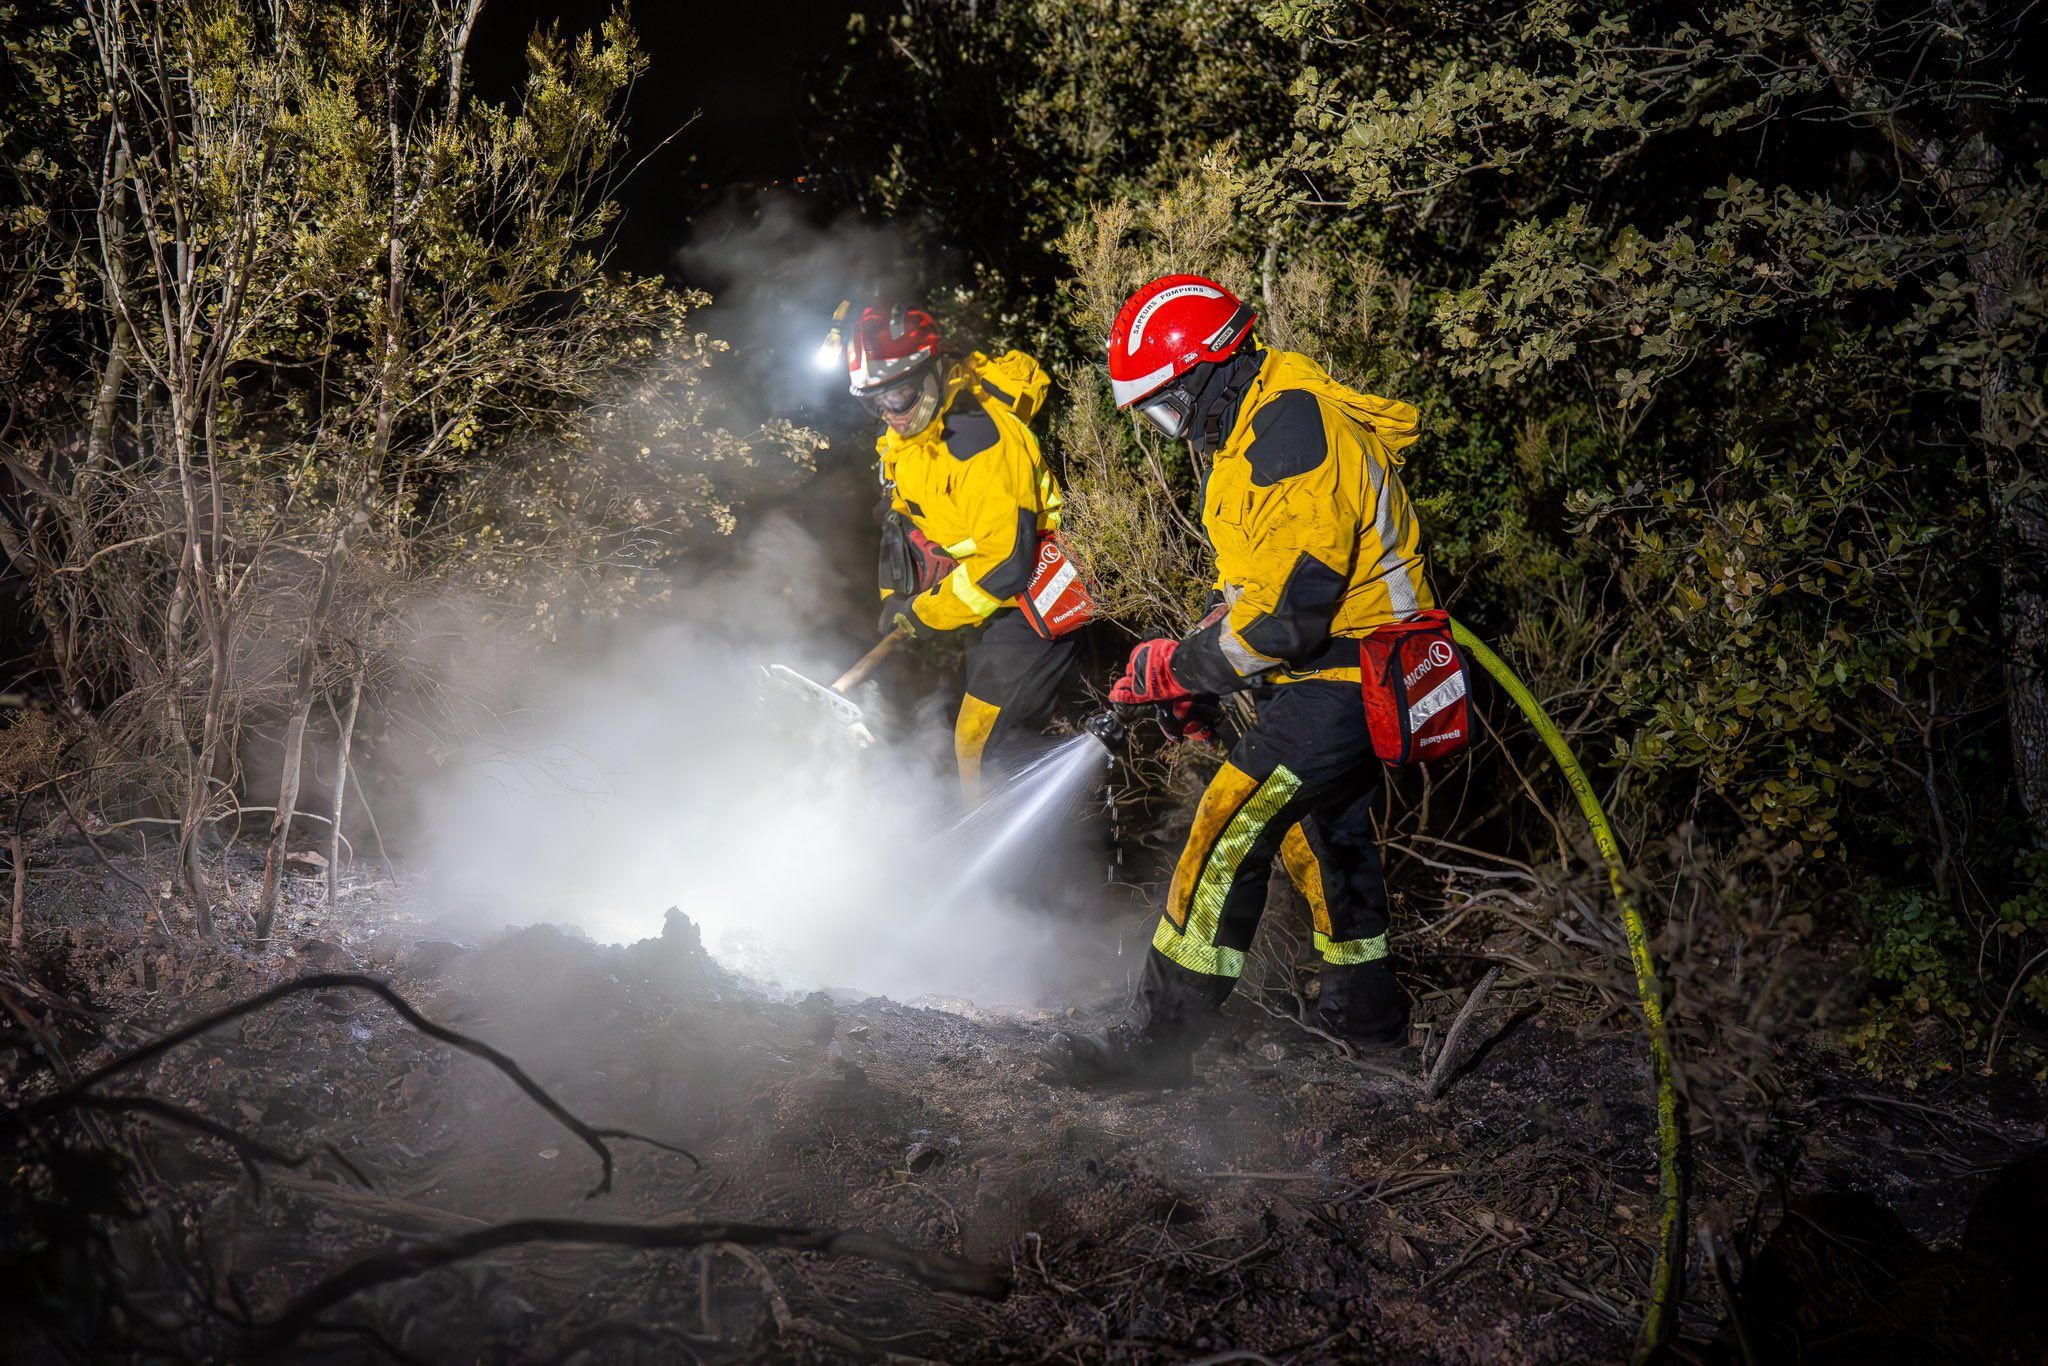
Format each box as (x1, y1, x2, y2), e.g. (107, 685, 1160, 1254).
(407, 199, 1133, 1007)
(676, 192, 924, 419)
(413, 514, 1124, 1006)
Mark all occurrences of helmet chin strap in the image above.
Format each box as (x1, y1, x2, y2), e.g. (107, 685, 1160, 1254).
(1191, 349, 1261, 455)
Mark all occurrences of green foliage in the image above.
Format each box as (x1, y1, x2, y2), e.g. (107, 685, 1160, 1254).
(1843, 882, 1986, 1082)
(0, 4, 815, 839)
(829, 0, 2048, 1071)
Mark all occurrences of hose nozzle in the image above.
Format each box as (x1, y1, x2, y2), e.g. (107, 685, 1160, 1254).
(1083, 704, 1143, 747)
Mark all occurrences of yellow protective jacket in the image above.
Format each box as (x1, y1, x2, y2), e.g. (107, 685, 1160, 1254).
(1173, 348, 1434, 693)
(877, 351, 1062, 633)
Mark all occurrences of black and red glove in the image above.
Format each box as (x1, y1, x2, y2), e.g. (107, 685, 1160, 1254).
(1159, 697, 1218, 744)
(1110, 638, 1192, 706)
(904, 527, 958, 595)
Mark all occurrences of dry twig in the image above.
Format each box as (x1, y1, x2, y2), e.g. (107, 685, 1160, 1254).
(1424, 966, 1504, 1100)
(16, 972, 698, 1194)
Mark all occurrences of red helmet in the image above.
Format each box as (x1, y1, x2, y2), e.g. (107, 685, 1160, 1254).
(1106, 275, 1257, 411)
(847, 304, 944, 434)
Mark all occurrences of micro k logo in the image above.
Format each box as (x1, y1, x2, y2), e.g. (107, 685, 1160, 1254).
(1404, 639, 1456, 689)
(1039, 542, 1061, 564)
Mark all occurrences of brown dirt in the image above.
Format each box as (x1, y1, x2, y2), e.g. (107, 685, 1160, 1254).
(5, 847, 2044, 1365)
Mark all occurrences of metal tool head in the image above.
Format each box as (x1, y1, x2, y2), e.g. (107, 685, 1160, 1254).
(757, 663, 876, 748)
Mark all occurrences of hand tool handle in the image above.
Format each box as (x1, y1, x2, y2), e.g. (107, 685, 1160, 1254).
(831, 628, 906, 692)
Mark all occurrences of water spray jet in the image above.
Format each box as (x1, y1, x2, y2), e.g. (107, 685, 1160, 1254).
(940, 732, 1115, 897)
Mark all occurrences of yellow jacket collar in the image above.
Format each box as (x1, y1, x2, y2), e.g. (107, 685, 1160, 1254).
(1217, 349, 1422, 465)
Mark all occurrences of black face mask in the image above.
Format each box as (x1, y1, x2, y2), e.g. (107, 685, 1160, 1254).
(1133, 349, 1263, 450)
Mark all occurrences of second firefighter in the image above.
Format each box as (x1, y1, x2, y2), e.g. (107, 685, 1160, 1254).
(845, 304, 1081, 803)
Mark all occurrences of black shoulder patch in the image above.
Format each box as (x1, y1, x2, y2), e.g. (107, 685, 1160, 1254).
(940, 404, 1001, 461)
(1243, 390, 1330, 486)
(1240, 553, 1346, 662)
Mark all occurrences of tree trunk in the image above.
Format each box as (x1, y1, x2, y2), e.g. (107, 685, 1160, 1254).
(167, 414, 221, 939)
(256, 525, 350, 944)
(9, 828, 24, 951)
(178, 621, 231, 936)
(325, 669, 363, 911)
(1807, 26, 2048, 846)
(1970, 222, 2048, 843)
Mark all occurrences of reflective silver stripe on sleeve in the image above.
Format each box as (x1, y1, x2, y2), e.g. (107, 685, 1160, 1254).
(1217, 585, 1280, 678)
(1366, 449, 1419, 616)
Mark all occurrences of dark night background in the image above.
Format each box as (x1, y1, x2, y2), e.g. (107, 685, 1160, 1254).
(470, 1, 867, 280)
(467, 1, 911, 546)
(7, 6, 2048, 1361)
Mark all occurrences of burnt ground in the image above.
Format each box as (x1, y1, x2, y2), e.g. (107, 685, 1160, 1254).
(6, 847, 2047, 1365)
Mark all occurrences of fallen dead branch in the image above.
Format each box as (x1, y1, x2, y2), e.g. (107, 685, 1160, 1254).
(6, 970, 1008, 1362)
(59, 1092, 369, 1188)
(253, 1217, 1010, 1353)
(1424, 966, 1503, 1100)
(16, 971, 697, 1195)
(713, 1242, 874, 1357)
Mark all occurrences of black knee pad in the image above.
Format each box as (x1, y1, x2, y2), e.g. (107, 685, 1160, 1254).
(1317, 959, 1408, 1044)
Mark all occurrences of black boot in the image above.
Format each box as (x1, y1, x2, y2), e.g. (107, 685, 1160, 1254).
(1040, 1014, 1196, 1086)
(1316, 958, 1410, 1049)
(1041, 949, 1227, 1087)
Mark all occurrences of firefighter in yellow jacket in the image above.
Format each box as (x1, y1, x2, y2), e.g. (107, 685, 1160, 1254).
(846, 304, 1078, 802)
(1046, 275, 1432, 1083)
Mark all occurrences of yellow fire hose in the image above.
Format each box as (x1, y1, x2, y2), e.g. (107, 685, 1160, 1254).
(1448, 618, 1685, 1362)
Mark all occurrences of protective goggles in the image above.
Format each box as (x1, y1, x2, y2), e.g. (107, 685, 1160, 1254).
(857, 368, 938, 420)
(1132, 365, 1212, 441)
(1133, 386, 1195, 440)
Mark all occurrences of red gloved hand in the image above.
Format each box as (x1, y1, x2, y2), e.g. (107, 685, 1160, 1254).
(905, 526, 958, 594)
(1110, 638, 1191, 705)
(1160, 697, 1216, 744)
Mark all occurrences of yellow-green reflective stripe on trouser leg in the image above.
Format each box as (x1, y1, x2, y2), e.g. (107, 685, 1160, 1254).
(1154, 762, 1302, 978)
(1280, 823, 1389, 966)
(1314, 930, 1389, 964)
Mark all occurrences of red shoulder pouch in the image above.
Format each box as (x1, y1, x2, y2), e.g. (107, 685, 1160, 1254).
(1360, 609, 1471, 765)
(1019, 533, 1096, 639)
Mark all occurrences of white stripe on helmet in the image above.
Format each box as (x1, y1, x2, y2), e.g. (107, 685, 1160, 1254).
(1110, 359, 1179, 408)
